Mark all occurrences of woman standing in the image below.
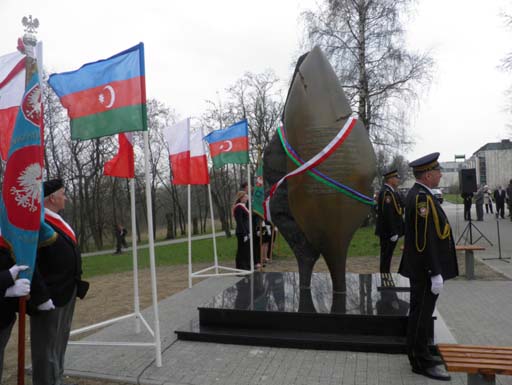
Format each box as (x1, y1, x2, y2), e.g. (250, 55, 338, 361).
(484, 185, 494, 214)
(233, 191, 251, 270)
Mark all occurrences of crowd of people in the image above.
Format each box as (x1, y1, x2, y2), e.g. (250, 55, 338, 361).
(462, 180, 512, 221)
(0, 179, 88, 385)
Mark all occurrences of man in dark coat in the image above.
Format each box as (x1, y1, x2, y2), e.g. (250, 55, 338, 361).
(0, 239, 30, 383)
(461, 192, 473, 221)
(375, 169, 404, 273)
(29, 179, 89, 385)
(507, 180, 512, 220)
(494, 186, 506, 219)
(399, 152, 458, 382)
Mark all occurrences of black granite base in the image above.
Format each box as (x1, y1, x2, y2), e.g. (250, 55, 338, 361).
(176, 272, 433, 353)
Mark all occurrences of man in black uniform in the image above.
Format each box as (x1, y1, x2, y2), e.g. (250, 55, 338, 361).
(29, 179, 89, 385)
(399, 153, 458, 381)
(375, 169, 404, 273)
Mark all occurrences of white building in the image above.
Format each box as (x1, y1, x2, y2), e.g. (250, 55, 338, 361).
(465, 139, 512, 189)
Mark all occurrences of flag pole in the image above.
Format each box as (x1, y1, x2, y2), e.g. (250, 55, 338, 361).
(143, 131, 162, 367)
(207, 184, 219, 273)
(17, 296, 26, 385)
(187, 184, 192, 288)
(247, 167, 254, 272)
(129, 178, 141, 333)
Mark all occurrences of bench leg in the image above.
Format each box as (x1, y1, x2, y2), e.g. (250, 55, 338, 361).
(465, 250, 475, 280)
(468, 373, 495, 385)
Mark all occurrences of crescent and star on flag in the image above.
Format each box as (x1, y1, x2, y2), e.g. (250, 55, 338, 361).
(98, 84, 116, 108)
(219, 140, 232, 152)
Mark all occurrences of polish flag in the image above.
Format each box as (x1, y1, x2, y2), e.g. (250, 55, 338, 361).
(103, 132, 135, 178)
(0, 51, 25, 161)
(164, 118, 209, 185)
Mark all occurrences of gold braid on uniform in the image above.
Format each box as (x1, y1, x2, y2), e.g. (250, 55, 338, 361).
(426, 195, 451, 240)
(382, 191, 402, 215)
(415, 195, 428, 252)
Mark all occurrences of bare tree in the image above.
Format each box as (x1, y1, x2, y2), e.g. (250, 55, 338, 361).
(302, 0, 433, 154)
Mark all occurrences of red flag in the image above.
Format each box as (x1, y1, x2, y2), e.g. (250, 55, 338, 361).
(0, 51, 26, 161)
(164, 118, 209, 185)
(103, 132, 135, 178)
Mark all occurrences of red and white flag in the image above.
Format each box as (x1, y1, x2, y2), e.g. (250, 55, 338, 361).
(103, 132, 135, 178)
(164, 118, 209, 185)
(0, 51, 25, 161)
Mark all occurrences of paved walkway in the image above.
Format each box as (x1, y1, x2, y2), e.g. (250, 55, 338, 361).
(63, 202, 512, 385)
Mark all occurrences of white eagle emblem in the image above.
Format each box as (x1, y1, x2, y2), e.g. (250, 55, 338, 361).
(9, 163, 42, 212)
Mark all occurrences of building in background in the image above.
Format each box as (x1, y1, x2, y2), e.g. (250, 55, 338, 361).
(465, 139, 512, 189)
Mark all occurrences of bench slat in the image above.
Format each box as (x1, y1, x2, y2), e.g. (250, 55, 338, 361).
(442, 352, 512, 361)
(455, 245, 486, 251)
(443, 357, 512, 366)
(444, 363, 512, 376)
(438, 344, 512, 352)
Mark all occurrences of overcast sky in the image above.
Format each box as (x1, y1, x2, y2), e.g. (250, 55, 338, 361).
(1, 0, 512, 164)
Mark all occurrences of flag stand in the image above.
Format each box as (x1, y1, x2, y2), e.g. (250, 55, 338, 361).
(69, 134, 162, 367)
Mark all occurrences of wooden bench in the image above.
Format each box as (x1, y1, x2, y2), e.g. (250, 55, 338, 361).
(399, 245, 485, 280)
(438, 344, 512, 384)
(455, 245, 486, 280)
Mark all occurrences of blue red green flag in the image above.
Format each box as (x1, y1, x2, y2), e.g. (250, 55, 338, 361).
(203, 119, 249, 168)
(48, 43, 147, 140)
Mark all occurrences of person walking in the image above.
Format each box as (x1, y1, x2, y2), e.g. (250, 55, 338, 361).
(114, 224, 128, 254)
(233, 191, 251, 271)
(375, 169, 404, 273)
(29, 179, 89, 385)
(506, 180, 512, 220)
(399, 153, 458, 381)
(494, 186, 506, 219)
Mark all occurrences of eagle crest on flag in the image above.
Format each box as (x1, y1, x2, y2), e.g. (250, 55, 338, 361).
(10, 163, 42, 213)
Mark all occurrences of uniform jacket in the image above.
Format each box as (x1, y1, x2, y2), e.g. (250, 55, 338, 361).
(494, 189, 506, 205)
(0, 243, 17, 329)
(399, 183, 458, 280)
(30, 211, 88, 308)
(234, 203, 250, 237)
(375, 184, 404, 238)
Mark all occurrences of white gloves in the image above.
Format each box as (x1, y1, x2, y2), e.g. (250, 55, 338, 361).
(265, 225, 271, 234)
(390, 234, 399, 242)
(37, 299, 55, 311)
(9, 265, 29, 280)
(243, 235, 249, 242)
(5, 278, 30, 297)
(431, 274, 444, 295)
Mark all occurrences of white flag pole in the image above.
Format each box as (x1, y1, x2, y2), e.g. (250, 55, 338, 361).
(207, 184, 219, 273)
(187, 184, 192, 288)
(143, 131, 162, 367)
(129, 178, 141, 333)
(247, 167, 254, 272)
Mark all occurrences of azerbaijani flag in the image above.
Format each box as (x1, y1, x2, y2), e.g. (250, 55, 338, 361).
(203, 119, 249, 169)
(48, 43, 147, 140)
(0, 70, 56, 281)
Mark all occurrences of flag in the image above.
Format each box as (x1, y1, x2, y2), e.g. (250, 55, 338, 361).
(203, 119, 249, 168)
(164, 118, 209, 185)
(0, 70, 55, 281)
(48, 43, 147, 140)
(252, 151, 264, 218)
(0, 51, 25, 161)
(103, 132, 135, 178)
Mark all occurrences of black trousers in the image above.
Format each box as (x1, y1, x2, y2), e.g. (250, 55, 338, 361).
(463, 202, 472, 220)
(497, 203, 505, 219)
(236, 235, 250, 270)
(407, 277, 438, 370)
(379, 237, 397, 273)
(485, 203, 493, 214)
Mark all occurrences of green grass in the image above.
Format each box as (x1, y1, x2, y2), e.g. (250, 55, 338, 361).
(444, 193, 463, 204)
(82, 226, 389, 278)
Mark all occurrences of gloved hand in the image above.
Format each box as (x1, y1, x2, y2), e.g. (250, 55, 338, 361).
(243, 235, 249, 243)
(37, 299, 55, 311)
(9, 265, 29, 280)
(256, 230, 261, 237)
(4, 278, 30, 297)
(265, 225, 271, 234)
(390, 234, 399, 242)
(431, 274, 444, 295)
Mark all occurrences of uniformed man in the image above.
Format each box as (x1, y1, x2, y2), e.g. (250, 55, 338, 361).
(375, 169, 404, 273)
(398, 152, 458, 382)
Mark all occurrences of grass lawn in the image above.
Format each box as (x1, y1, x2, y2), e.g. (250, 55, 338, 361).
(82, 225, 399, 279)
(443, 193, 462, 204)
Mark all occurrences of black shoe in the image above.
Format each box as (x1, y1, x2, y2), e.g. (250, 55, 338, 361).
(412, 365, 451, 381)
